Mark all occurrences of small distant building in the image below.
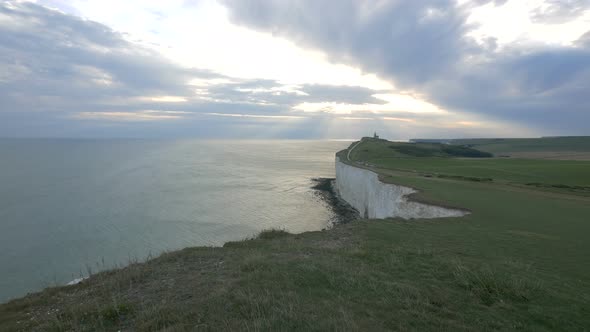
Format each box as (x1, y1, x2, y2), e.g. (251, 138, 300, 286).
(373, 132, 379, 139)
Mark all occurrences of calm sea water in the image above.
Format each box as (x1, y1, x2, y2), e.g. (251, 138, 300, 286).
(0, 139, 350, 302)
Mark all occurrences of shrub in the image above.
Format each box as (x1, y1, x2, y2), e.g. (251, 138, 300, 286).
(440, 145, 493, 158)
(388, 143, 493, 158)
(453, 263, 541, 305)
(257, 229, 291, 240)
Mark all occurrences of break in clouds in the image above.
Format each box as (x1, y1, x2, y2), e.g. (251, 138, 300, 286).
(222, 0, 590, 134)
(1, 0, 589, 138)
(0, 2, 393, 138)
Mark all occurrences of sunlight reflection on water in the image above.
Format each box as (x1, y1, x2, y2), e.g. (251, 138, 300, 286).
(0, 139, 350, 302)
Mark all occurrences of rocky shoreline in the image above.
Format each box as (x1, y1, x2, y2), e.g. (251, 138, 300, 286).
(311, 177, 359, 226)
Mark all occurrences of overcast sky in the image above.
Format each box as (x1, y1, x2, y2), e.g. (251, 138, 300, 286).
(1, 0, 588, 139)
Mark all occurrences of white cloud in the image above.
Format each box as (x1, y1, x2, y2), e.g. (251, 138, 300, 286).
(34, 0, 394, 91)
(466, 0, 590, 46)
(292, 93, 446, 115)
(221, 0, 590, 134)
(4, 0, 584, 138)
(339, 117, 373, 121)
(73, 110, 184, 121)
(382, 117, 416, 123)
(72, 65, 114, 86)
(141, 96, 188, 103)
(204, 112, 306, 120)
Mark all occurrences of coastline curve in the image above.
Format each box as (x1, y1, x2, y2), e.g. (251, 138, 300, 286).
(335, 156, 469, 219)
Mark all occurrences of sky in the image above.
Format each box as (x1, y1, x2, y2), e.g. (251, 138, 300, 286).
(0, 0, 589, 139)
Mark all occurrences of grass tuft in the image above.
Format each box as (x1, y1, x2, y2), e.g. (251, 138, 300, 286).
(100, 303, 132, 323)
(256, 229, 291, 240)
(452, 263, 541, 305)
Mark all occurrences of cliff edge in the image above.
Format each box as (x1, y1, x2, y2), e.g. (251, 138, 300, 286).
(335, 156, 468, 219)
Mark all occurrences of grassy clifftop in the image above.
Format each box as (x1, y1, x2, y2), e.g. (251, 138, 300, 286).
(347, 138, 590, 192)
(2, 139, 590, 331)
(348, 138, 493, 159)
(449, 136, 590, 153)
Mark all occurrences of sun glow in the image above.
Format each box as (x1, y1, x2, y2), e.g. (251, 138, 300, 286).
(204, 112, 306, 120)
(143, 96, 188, 103)
(293, 93, 446, 115)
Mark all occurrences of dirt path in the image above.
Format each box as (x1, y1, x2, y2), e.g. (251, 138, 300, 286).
(346, 140, 362, 162)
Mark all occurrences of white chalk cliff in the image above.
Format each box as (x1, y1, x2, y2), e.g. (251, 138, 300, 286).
(335, 157, 468, 219)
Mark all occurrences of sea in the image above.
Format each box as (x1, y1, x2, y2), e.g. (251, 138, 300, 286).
(0, 139, 351, 303)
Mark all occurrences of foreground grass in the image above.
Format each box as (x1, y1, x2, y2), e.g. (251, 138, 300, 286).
(2, 139, 590, 331)
(2, 215, 589, 331)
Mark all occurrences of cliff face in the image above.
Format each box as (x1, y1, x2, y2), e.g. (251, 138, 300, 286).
(334, 157, 468, 219)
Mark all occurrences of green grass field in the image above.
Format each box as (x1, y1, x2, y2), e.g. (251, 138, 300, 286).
(1, 138, 590, 331)
(411, 136, 590, 160)
(448, 136, 590, 153)
(349, 138, 590, 195)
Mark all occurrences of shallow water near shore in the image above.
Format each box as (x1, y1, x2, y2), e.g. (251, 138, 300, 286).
(0, 139, 350, 302)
